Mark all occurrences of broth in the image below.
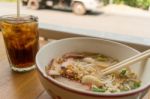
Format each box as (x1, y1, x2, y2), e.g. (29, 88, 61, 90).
(46, 52, 141, 93)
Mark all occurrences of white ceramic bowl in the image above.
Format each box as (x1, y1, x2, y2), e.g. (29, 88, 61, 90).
(36, 37, 150, 99)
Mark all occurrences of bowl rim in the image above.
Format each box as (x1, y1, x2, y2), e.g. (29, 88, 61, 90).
(36, 37, 150, 97)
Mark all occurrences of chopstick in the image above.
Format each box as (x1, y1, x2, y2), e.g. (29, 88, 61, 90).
(101, 49, 150, 75)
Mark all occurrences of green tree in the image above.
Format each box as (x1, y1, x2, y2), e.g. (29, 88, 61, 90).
(102, 0, 150, 10)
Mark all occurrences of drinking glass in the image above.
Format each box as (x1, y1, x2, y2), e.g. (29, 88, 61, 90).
(0, 15, 39, 72)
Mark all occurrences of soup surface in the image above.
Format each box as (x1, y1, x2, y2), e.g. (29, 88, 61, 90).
(46, 52, 141, 93)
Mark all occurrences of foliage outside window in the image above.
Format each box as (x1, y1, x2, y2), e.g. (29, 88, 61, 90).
(102, 0, 150, 10)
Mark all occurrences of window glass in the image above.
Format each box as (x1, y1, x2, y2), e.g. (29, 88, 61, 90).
(0, 0, 150, 38)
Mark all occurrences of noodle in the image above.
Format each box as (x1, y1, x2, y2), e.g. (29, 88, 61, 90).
(46, 52, 141, 93)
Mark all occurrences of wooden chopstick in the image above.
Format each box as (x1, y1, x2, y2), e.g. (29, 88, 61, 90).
(101, 49, 150, 75)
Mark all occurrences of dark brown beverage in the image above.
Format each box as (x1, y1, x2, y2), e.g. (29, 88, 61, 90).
(0, 15, 39, 72)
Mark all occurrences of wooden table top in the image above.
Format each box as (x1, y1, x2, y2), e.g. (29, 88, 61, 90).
(0, 33, 149, 99)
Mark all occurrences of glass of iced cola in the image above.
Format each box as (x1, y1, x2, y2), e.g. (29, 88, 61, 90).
(0, 15, 39, 72)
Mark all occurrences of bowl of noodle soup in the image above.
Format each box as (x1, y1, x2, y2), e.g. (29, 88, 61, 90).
(36, 37, 150, 99)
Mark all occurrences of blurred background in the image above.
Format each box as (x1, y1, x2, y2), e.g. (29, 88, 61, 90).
(0, 0, 150, 38)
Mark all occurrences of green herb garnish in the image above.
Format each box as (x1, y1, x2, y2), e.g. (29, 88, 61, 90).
(110, 90, 117, 93)
(133, 82, 141, 89)
(120, 68, 127, 77)
(91, 86, 106, 92)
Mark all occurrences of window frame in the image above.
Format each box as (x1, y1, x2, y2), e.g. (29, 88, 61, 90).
(39, 23, 150, 52)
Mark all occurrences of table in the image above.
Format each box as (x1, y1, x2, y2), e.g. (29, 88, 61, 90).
(0, 33, 149, 99)
(0, 33, 51, 99)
